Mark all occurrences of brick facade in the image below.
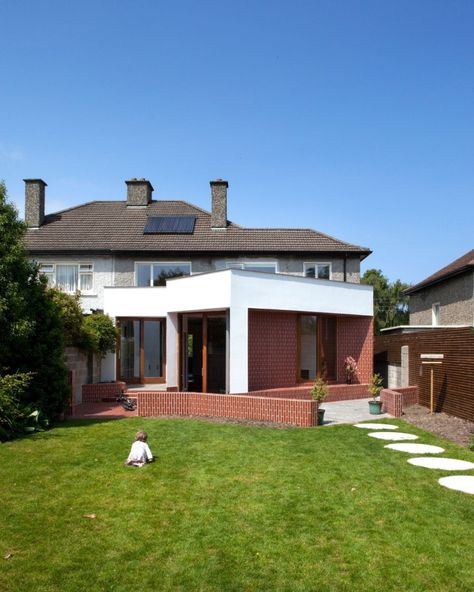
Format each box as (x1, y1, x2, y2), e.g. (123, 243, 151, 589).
(82, 381, 127, 402)
(248, 311, 373, 391)
(381, 386, 418, 417)
(136, 391, 318, 427)
(248, 310, 298, 390)
(238, 383, 370, 401)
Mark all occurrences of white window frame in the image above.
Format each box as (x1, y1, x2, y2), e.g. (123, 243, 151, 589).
(303, 262, 332, 280)
(134, 261, 192, 287)
(225, 261, 278, 273)
(432, 302, 441, 326)
(38, 262, 95, 294)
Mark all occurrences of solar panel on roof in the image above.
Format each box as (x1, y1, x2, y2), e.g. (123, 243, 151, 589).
(144, 216, 197, 234)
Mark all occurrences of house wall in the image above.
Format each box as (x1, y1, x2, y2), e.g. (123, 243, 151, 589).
(34, 255, 114, 311)
(247, 311, 373, 391)
(112, 255, 361, 286)
(409, 271, 474, 325)
(374, 327, 474, 422)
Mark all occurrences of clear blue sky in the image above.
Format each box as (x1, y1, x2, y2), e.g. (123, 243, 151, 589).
(1, 0, 473, 284)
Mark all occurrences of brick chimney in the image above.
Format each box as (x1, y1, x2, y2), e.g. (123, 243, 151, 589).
(126, 178, 154, 206)
(24, 179, 47, 228)
(210, 179, 228, 229)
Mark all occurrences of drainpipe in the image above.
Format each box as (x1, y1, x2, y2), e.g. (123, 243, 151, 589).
(343, 253, 347, 282)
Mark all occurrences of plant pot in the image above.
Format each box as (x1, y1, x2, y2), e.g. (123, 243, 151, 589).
(346, 377, 352, 384)
(369, 400, 382, 415)
(317, 408, 326, 425)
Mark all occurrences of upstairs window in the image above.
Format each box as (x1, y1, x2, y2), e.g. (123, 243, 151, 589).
(136, 262, 191, 287)
(226, 262, 277, 273)
(304, 262, 331, 280)
(39, 263, 94, 293)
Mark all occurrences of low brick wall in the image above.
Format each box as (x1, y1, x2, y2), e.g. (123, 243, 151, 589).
(381, 386, 419, 417)
(82, 381, 127, 403)
(240, 383, 370, 402)
(136, 391, 318, 427)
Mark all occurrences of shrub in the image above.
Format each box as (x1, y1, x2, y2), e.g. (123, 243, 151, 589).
(310, 377, 328, 404)
(368, 374, 384, 399)
(0, 372, 32, 441)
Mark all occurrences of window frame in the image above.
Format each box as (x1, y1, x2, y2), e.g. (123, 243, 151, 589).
(432, 302, 441, 326)
(303, 262, 332, 280)
(134, 261, 193, 287)
(225, 261, 278, 274)
(38, 262, 95, 294)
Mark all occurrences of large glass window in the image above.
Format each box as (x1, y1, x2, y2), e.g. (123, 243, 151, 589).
(299, 315, 317, 380)
(304, 263, 331, 280)
(39, 263, 94, 293)
(136, 262, 191, 286)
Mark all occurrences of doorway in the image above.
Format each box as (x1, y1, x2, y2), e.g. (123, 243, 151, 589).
(181, 313, 227, 393)
(117, 318, 166, 384)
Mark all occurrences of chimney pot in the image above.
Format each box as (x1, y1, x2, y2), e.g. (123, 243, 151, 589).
(24, 179, 47, 228)
(210, 179, 229, 229)
(125, 179, 154, 206)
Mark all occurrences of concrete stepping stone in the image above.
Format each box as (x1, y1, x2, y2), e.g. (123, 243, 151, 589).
(368, 432, 418, 441)
(408, 457, 474, 470)
(385, 443, 445, 454)
(354, 423, 399, 430)
(439, 476, 474, 495)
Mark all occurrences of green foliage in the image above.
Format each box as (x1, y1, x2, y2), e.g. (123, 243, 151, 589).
(81, 312, 117, 357)
(469, 437, 474, 452)
(0, 373, 32, 441)
(361, 269, 411, 335)
(310, 377, 328, 403)
(368, 373, 384, 399)
(0, 181, 69, 420)
(49, 289, 84, 346)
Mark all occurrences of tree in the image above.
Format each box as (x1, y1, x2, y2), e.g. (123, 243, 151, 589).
(361, 269, 410, 335)
(0, 181, 69, 419)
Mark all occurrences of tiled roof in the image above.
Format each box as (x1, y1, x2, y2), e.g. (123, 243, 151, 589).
(25, 200, 371, 256)
(405, 249, 474, 294)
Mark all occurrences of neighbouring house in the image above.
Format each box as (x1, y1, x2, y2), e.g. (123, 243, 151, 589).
(24, 177, 374, 410)
(375, 249, 474, 422)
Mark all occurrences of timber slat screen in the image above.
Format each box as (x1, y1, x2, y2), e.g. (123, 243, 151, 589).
(374, 327, 474, 422)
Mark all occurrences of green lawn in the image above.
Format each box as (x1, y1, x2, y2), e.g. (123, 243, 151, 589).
(1, 418, 474, 592)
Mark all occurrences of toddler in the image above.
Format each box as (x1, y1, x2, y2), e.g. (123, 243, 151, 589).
(126, 431, 154, 467)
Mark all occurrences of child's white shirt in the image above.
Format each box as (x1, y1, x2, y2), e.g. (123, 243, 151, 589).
(127, 441, 153, 464)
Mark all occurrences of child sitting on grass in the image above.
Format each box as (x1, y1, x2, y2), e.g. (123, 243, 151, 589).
(125, 431, 154, 467)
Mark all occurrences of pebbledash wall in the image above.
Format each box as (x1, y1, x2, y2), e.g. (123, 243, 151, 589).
(248, 310, 373, 390)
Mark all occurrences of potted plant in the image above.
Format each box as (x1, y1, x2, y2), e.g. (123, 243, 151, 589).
(310, 377, 328, 425)
(343, 356, 359, 384)
(368, 373, 384, 414)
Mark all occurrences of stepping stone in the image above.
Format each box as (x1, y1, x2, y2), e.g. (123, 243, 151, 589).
(439, 476, 474, 495)
(385, 443, 445, 454)
(368, 432, 418, 441)
(408, 457, 474, 471)
(354, 423, 399, 430)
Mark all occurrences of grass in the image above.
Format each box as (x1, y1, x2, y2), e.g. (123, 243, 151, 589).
(1, 417, 474, 592)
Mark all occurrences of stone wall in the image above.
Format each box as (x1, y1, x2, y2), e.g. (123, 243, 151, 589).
(64, 347, 100, 405)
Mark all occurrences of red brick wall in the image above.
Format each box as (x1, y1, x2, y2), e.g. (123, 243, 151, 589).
(248, 310, 373, 391)
(238, 383, 370, 401)
(248, 310, 298, 390)
(136, 391, 318, 427)
(380, 386, 418, 417)
(337, 317, 373, 383)
(82, 382, 127, 402)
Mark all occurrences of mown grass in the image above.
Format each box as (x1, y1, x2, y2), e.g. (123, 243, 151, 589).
(1, 417, 474, 592)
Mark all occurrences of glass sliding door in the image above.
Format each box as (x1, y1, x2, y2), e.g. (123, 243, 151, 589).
(118, 318, 166, 384)
(119, 320, 141, 382)
(207, 315, 227, 393)
(298, 314, 337, 382)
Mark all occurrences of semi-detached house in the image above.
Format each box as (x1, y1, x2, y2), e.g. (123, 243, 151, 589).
(24, 177, 374, 399)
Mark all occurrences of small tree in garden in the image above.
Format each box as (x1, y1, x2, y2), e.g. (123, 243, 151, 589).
(368, 374, 384, 400)
(81, 312, 117, 357)
(310, 377, 328, 404)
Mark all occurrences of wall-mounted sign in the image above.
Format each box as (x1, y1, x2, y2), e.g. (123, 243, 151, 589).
(420, 353, 444, 359)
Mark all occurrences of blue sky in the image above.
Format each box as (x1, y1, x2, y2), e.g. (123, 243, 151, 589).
(1, 0, 473, 284)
